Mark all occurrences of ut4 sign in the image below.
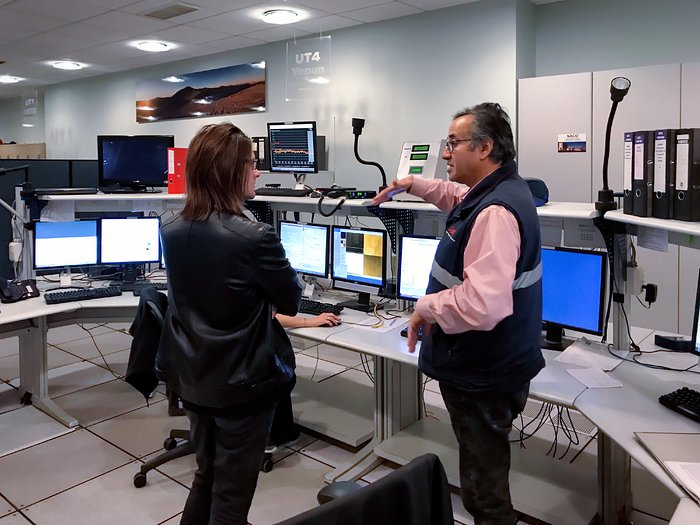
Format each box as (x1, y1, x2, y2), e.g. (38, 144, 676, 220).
(286, 36, 331, 100)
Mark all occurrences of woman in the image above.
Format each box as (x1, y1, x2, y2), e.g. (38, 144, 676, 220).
(161, 122, 302, 525)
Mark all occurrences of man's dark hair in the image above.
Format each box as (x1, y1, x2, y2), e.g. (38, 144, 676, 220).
(453, 102, 515, 164)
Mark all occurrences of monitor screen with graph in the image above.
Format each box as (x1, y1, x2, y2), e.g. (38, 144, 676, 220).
(267, 121, 318, 174)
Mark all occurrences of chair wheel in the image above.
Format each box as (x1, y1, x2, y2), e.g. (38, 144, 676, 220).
(163, 437, 177, 450)
(261, 456, 273, 473)
(133, 472, 147, 488)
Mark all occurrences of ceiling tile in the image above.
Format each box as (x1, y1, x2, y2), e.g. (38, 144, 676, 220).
(243, 25, 313, 44)
(0, 26, 36, 45)
(342, 2, 422, 23)
(293, 14, 363, 33)
(4, 0, 111, 22)
(400, 0, 477, 9)
(80, 0, 137, 7)
(81, 11, 174, 35)
(49, 22, 139, 45)
(0, 9, 70, 32)
(144, 25, 230, 45)
(189, 9, 268, 35)
(296, 0, 389, 13)
(203, 35, 268, 52)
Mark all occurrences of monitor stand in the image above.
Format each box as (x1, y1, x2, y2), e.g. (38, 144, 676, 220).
(337, 291, 383, 313)
(109, 264, 150, 290)
(540, 324, 575, 351)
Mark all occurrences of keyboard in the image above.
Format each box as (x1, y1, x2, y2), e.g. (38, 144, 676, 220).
(35, 187, 99, 196)
(298, 298, 344, 316)
(132, 283, 169, 296)
(659, 387, 700, 423)
(255, 187, 312, 197)
(44, 286, 122, 305)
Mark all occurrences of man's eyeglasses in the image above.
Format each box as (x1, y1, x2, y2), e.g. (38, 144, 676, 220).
(444, 137, 473, 153)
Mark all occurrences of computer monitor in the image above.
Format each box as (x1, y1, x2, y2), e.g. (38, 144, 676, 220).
(541, 246, 607, 350)
(397, 235, 441, 301)
(267, 122, 318, 174)
(97, 135, 173, 192)
(99, 217, 160, 283)
(278, 221, 329, 278)
(34, 220, 98, 270)
(690, 269, 700, 356)
(330, 225, 387, 312)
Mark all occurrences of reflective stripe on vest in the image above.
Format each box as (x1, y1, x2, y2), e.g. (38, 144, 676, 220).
(430, 260, 542, 291)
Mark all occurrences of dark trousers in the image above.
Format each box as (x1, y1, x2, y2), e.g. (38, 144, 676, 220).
(180, 400, 276, 525)
(439, 381, 529, 525)
(269, 377, 297, 444)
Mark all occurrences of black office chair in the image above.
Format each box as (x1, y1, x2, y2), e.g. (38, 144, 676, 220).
(124, 287, 194, 488)
(276, 453, 453, 525)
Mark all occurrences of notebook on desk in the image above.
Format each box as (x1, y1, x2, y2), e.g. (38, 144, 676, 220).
(635, 432, 700, 504)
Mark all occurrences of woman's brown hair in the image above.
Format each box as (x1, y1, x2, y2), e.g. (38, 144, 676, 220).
(181, 122, 252, 221)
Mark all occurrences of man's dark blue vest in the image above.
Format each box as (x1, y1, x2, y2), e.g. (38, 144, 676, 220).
(419, 161, 545, 395)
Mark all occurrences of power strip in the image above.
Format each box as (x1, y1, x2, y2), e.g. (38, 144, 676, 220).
(345, 190, 377, 199)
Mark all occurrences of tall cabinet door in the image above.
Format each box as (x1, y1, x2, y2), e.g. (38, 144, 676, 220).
(518, 72, 592, 203)
(679, 61, 700, 333)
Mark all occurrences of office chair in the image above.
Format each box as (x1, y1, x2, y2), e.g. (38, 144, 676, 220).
(276, 453, 453, 525)
(125, 287, 194, 488)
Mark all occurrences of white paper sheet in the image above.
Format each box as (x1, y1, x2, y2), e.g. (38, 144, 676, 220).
(566, 367, 622, 388)
(665, 461, 700, 503)
(554, 338, 628, 371)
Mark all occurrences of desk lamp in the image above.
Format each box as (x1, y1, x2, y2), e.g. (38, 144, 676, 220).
(595, 77, 631, 213)
(352, 118, 387, 191)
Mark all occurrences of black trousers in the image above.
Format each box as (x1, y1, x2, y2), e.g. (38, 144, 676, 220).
(439, 381, 529, 525)
(180, 399, 276, 525)
(269, 377, 297, 444)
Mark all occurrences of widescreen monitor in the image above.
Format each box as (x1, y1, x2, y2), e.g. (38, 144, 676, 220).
(541, 246, 607, 349)
(267, 122, 318, 174)
(97, 135, 173, 191)
(397, 235, 441, 301)
(690, 269, 700, 356)
(279, 221, 329, 278)
(34, 220, 98, 269)
(99, 217, 161, 266)
(330, 225, 386, 312)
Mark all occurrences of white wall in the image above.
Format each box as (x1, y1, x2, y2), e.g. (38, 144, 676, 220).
(535, 0, 700, 76)
(0, 94, 45, 146)
(39, 0, 519, 190)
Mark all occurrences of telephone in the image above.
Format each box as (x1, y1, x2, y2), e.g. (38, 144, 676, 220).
(0, 278, 40, 303)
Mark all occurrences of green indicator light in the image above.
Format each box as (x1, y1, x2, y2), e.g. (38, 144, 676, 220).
(409, 166, 424, 174)
(412, 145, 430, 152)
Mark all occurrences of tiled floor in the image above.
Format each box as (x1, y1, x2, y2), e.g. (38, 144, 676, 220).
(0, 323, 679, 524)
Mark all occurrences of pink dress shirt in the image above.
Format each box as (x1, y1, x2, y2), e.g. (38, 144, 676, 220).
(409, 176, 521, 334)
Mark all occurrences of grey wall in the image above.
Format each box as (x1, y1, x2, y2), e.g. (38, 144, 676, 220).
(0, 94, 44, 146)
(535, 0, 700, 76)
(35, 0, 520, 191)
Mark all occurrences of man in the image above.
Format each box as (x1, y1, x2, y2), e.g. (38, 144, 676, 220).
(373, 103, 544, 525)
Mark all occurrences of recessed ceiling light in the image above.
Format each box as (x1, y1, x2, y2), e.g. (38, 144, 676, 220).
(162, 76, 185, 83)
(22, 123, 34, 128)
(0, 75, 25, 84)
(262, 9, 299, 24)
(132, 40, 175, 52)
(51, 60, 86, 71)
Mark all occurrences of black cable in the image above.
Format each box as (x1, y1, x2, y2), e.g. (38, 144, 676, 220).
(316, 194, 346, 217)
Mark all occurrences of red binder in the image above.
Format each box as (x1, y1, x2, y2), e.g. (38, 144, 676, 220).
(167, 147, 187, 194)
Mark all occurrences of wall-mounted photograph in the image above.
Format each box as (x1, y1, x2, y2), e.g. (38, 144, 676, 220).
(136, 61, 266, 123)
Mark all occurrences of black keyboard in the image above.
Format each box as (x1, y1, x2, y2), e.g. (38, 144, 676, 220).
(44, 286, 122, 305)
(131, 282, 168, 296)
(659, 387, 700, 423)
(255, 187, 312, 197)
(298, 298, 343, 316)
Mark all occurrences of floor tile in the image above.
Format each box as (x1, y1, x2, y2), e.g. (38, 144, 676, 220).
(53, 378, 164, 427)
(46, 323, 113, 346)
(9, 361, 117, 399)
(300, 343, 363, 368)
(0, 382, 21, 415)
(0, 494, 15, 517)
(0, 406, 72, 458)
(54, 329, 133, 360)
(89, 399, 188, 459)
(295, 353, 349, 382)
(0, 355, 18, 383)
(47, 346, 83, 370)
(0, 513, 32, 524)
(0, 428, 133, 508)
(159, 515, 182, 525)
(297, 435, 358, 469)
(22, 462, 188, 525)
(107, 322, 132, 333)
(87, 347, 130, 377)
(145, 448, 196, 489)
(248, 453, 334, 525)
(424, 388, 450, 423)
(0, 338, 17, 360)
(360, 461, 395, 483)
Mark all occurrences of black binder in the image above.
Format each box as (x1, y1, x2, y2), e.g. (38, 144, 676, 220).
(652, 129, 675, 219)
(252, 136, 270, 171)
(674, 128, 700, 221)
(623, 132, 634, 214)
(633, 131, 654, 217)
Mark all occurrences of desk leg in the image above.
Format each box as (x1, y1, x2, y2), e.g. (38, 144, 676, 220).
(18, 317, 78, 428)
(596, 433, 631, 525)
(325, 356, 422, 483)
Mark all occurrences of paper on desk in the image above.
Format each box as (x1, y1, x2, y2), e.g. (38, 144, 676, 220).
(665, 461, 700, 503)
(41, 200, 75, 222)
(554, 339, 628, 371)
(566, 367, 622, 388)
